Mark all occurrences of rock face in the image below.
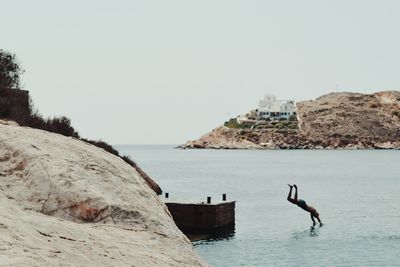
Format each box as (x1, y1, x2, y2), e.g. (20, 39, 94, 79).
(183, 91, 400, 149)
(184, 126, 263, 149)
(0, 121, 206, 266)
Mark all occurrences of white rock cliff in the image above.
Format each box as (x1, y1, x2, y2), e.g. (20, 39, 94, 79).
(0, 121, 206, 266)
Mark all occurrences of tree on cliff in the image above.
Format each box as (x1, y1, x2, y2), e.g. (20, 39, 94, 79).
(0, 49, 24, 88)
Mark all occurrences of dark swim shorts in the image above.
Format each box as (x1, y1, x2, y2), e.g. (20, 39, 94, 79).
(297, 199, 308, 209)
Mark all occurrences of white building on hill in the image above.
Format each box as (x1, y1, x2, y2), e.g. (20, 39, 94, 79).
(257, 94, 296, 120)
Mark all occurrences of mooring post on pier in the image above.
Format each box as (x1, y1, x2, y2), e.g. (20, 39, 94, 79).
(207, 196, 211, 204)
(222, 194, 226, 201)
(165, 192, 169, 199)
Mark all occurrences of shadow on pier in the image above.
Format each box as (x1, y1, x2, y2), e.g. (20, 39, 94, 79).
(190, 224, 235, 243)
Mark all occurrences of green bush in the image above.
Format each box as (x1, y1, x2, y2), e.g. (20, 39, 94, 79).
(224, 118, 244, 129)
(271, 120, 299, 130)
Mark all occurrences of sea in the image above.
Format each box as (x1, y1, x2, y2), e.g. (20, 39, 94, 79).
(117, 145, 400, 267)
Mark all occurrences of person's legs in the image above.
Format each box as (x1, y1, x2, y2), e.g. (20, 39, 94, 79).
(287, 184, 296, 204)
(316, 215, 322, 225)
(311, 209, 322, 225)
(310, 214, 316, 226)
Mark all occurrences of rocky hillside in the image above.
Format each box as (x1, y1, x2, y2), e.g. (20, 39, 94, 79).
(183, 91, 400, 149)
(0, 120, 206, 266)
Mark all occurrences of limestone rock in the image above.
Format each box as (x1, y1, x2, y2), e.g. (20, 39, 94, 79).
(0, 123, 206, 266)
(373, 142, 396, 149)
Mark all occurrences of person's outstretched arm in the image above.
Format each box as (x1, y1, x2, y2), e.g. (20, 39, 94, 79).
(294, 184, 298, 201)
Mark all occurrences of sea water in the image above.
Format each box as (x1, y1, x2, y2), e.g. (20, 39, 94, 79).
(117, 146, 400, 267)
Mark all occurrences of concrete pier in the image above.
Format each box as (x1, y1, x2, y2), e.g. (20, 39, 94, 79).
(165, 201, 235, 234)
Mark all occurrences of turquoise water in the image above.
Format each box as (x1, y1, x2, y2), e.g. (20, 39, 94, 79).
(117, 146, 400, 267)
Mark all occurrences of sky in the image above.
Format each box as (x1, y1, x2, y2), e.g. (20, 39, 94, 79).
(1, 0, 400, 144)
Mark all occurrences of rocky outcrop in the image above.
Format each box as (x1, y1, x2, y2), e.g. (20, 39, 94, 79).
(183, 91, 400, 149)
(183, 126, 263, 149)
(0, 121, 206, 266)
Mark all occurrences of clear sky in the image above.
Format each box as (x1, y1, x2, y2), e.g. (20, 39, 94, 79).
(2, 0, 399, 144)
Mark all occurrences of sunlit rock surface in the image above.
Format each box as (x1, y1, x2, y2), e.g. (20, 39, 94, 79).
(0, 121, 206, 266)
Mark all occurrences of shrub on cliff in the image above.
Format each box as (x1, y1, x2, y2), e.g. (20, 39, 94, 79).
(80, 138, 120, 156)
(26, 113, 80, 138)
(224, 118, 252, 129)
(0, 49, 24, 88)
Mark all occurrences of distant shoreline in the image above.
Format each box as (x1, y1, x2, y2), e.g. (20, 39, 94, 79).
(181, 91, 400, 150)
